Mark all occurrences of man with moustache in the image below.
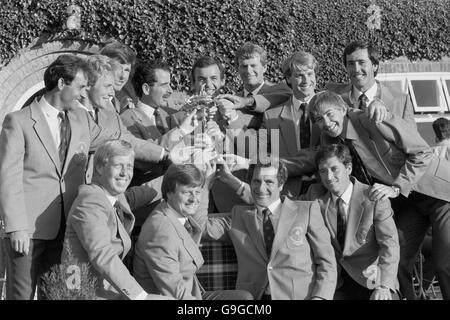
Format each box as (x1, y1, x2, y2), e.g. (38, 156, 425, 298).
(133, 164, 253, 300)
(309, 90, 450, 300)
(62, 140, 171, 300)
(326, 40, 415, 127)
(78, 55, 187, 184)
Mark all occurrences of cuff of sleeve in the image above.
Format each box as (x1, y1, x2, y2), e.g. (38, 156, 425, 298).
(235, 181, 245, 196)
(160, 148, 168, 161)
(134, 290, 148, 300)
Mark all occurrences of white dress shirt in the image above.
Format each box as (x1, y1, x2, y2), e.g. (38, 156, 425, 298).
(331, 181, 354, 221)
(39, 96, 64, 148)
(350, 82, 378, 107)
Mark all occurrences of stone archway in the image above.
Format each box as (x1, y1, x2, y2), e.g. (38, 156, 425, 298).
(0, 36, 101, 130)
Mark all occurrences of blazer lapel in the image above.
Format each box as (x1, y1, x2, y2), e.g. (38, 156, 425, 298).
(62, 110, 83, 175)
(136, 108, 161, 139)
(30, 101, 61, 176)
(342, 181, 365, 256)
(322, 194, 340, 249)
(163, 203, 204, 268)
(346, 113, 393, 181)
(279, 101, 298, 156)
(271, 198, 297, 257)
(242, 208, 267, 261)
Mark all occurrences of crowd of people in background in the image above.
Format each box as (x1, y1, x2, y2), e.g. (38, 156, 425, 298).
(1, 38, 450, 300)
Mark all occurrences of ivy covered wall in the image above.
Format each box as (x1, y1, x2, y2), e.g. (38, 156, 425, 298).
(0, 0, 449, 92)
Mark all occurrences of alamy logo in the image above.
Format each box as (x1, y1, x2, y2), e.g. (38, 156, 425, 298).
(65, 265, 81, 290)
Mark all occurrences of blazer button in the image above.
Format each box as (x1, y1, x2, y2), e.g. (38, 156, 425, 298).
(268, 266, 273, 271)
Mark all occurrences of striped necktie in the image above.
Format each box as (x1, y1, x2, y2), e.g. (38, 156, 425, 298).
(58, 111, 71, 169)
(262, 208, 275, 258)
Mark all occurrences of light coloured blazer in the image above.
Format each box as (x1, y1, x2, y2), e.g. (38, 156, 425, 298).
(205, 197, 337, 300)
(84, 106, 164, 183)
(120, 104, 184, 150)
(302, 179, 400, 291)
(325, 81, 416, 128)
(323, 111, 450, 202)
(232, 81, 292, 130)
(0, 99, 118, 239)
(133, 201, 204, 300)
(62, 184, 144, 300)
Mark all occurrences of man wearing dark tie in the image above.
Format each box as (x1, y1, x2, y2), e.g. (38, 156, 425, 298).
(309, 90, 450, 300)
(325, 40, 416, 127)
(133, 164, 252, 300)
(120, 60, 198, 186)
(0, 55, 126, 299)
(301, 144, 400, 300)
(62, 139, 170, 300)
(202, 160, 337, 300)
(99, 41, 136, 114)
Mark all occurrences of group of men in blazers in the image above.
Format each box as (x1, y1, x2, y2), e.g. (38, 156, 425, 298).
(1, 37, 449, 301)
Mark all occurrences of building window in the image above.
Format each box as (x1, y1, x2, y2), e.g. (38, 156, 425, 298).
(378, 73, 450, 114)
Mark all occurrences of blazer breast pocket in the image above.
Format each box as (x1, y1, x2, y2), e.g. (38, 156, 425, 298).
(285, 226, 306, 249)
(72, 142, 88, 164)
(355, 225, 375, 246)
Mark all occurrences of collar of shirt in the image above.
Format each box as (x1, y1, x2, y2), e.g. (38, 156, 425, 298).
(291, 95, 312, 113)
(331, 181, 353, 216)
(136, 100, 156, 119)
(165, 201, 187, 226)
(256, 198, 282, 219)
(40, 96, 61, 119)
(39, 96, 64, 146)
(75, 100, 97, 119)
(350, 82, 378, 105)
(104, 192, 119, 208)
(243, 81, 265, 97)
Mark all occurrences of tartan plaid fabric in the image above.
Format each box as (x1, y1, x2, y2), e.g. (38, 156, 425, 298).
(197, 240, 238, 291)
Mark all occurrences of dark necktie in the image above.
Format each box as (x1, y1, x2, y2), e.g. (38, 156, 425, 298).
(358, 93, 369, 111)
(343, 138, 373, 185)
(114, 201, 125, 225)
(262, 208, 275, 258)
(336, 197, 347, 249)
(154, 108, 166, 134)
(184, 219, 195, 238)
(299, 102, 311, 149)
(58, 111, 71, 169)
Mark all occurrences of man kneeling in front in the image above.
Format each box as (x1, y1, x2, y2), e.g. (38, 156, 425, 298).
(63, 139, 170, 300)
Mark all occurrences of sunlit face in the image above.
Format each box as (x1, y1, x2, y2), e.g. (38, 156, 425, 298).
(97, 154, 134, 196)
(193, 64, 224, 96)
(313, 104, 347, 138)
(111, 59, 132, 91)
(142, 68, 173, 108)
(318, 156, 352, 197)
(88, 72, 115, 109)
(345, 48, 378, 92)
(59, 71, 88, 109)
(288, 65, 316, 100)
(238, 53, 267, 91)
(250, 166, 283, 208)
(167, 183, 203, 217)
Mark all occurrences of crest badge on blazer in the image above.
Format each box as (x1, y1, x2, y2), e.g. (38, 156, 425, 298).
(72, 142, 88, 165)
(287, 226, 305, 247)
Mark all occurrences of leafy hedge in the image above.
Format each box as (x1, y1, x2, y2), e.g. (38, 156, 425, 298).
(1, 0, 449, 92)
